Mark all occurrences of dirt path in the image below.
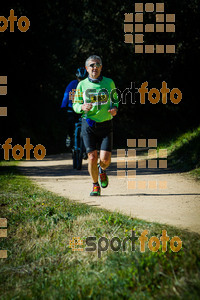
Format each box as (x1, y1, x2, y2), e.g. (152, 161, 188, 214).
(18, 151, 200, 234)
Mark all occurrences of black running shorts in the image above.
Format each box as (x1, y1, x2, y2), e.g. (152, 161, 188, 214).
(81, 118, 113, 153)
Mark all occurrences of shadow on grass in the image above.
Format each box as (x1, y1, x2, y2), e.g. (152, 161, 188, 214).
(168, 129, 200, 172)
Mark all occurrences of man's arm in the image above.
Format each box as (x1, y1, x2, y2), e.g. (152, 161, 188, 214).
(108, 106, 118, 116)
(108, 80, 119, 116)
(73, 84, 93, 113)
(73, 83, 84, 113)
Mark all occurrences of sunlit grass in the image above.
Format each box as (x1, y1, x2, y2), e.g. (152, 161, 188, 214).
(159, 126, 200, 179)
(0, 161, 200, 299)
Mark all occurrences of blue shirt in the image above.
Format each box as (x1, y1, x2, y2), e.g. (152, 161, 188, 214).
(61, 79, 79, 109)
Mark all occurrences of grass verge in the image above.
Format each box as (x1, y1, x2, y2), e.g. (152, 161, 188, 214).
(0, 161, 200, 299)
(159, 126, 200, 180)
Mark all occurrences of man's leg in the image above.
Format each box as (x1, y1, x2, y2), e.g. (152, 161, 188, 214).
(88, 150, 98, 183)
(99, 150, 111, 170)
(98, 150, 111, 188)
(88, 150, 101, 196)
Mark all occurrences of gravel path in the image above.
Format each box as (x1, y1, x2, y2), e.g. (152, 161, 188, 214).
(18, 152, 200, 234)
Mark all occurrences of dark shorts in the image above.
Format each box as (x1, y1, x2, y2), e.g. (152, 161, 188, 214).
(81, 118, 113, 153)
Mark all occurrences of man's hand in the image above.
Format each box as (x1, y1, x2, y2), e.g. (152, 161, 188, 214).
(81, 103, 93, 111)
(108, 107, 117, 116)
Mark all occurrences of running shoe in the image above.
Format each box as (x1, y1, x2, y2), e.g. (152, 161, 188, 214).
(90, 184, 101, 196)
(98, 164, 109, 188)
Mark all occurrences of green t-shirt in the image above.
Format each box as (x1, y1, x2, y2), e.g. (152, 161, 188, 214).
(73, 77, 119, 122)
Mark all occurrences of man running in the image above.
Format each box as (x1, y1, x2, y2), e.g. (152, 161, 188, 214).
(73, 55, 119, 196)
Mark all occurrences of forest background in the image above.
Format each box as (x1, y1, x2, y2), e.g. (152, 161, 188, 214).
(0, 0, 199, 154)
